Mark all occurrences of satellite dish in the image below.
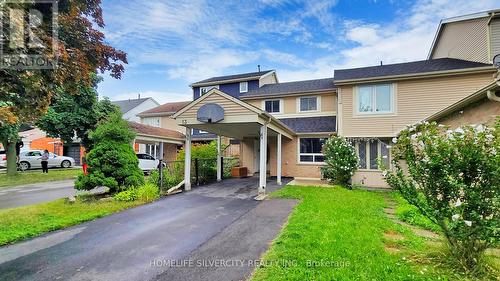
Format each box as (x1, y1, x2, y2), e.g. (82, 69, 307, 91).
(493, 54, 500, 68)
(197, 103, 224, 123)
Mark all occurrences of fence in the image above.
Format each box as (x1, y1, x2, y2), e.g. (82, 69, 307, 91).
(157, 157, 240, 188)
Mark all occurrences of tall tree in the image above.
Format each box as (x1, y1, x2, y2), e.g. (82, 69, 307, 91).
(37, 77, 121, 151)
(0, 0, 127, 174)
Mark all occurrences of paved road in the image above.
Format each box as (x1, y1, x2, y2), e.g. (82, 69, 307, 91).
(0, 178, 296, 281)
(0, 180, 103, 209)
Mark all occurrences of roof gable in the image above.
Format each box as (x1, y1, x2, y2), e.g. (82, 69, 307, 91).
(173, 89, 263, 119)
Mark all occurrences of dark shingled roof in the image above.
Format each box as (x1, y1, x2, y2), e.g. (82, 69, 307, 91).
(192, 70, 274, 85)
(334, 58, 492, 81)
(138, 101, 191, 116)
(279, 116, 336, 133)
(112, 98, 151, 114)
(241, 78, 335, 98)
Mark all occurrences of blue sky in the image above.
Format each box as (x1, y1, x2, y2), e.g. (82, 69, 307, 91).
(98, 0, 500, 104)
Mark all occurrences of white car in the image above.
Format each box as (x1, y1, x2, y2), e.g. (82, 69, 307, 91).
(136, 153, 162, 173)
(18, 150, 75, 171)
(0, 150, 6, 168)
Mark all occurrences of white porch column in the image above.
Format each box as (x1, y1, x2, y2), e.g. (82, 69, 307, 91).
(184, 128, 192, 191)
(259, 124, 268, 194)
(277, 133, 282, 185)
(159, 142, 164, 160)
(217, 135, 222, 182)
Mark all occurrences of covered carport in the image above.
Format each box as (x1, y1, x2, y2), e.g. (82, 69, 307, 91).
(173, 89, 294, 198)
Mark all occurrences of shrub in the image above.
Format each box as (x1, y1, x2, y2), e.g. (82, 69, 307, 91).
(136, 182, 160, 202)
(114, 188, 138, 202)
(384, 121, 499, 274)
(75, 113, 144, 193)
(321, 136, 359, 188)
(114, 183, 159, 202)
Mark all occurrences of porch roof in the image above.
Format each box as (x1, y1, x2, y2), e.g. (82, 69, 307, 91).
(129, 122, 184, 144)
(173, 89, 295, 140)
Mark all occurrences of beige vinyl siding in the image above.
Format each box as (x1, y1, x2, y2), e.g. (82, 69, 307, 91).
(431, 17, 489, 63)
(181, 92, 255, 118)
(246, 92, 337, 115)
(160, 116, 185, 134)
(490, 18, 500, 59)
(340, 72, 494, 137)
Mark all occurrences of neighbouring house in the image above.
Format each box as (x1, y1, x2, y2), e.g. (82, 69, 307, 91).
(17, 128, 85, 165)
(128, 122, 185, 162)
(428, 9, 500, 63)
(171, 10, 500, 192)
(111, 96, 160, 122)
(135, 101, 189, 157)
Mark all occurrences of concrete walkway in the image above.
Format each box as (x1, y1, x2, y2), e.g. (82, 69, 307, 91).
(0, 177, 296, 281)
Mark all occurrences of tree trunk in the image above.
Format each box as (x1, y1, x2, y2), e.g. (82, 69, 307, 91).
(5, 141, 17, 175)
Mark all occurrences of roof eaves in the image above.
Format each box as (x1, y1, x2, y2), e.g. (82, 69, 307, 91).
(334, 66, 495, 85)
(190, 70, 275, 87)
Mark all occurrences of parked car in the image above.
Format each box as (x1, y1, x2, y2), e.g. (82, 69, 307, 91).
(0, 150, 6, 168)
(136, 153, 164, 173)
(18, 150, 75, 171)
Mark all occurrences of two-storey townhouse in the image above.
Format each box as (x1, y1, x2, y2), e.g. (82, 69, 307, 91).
(334, 58, 496, 188)
(173, 10, 500, 192)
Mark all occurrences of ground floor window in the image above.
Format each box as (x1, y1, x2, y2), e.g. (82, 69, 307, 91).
(145, 144, 160, 159)
(353, 138, 390, 170)
(299, 138, 326, 163)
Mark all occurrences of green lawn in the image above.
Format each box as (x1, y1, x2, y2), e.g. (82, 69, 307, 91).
(0, 196, 143, 246)
(251, 186, 495, 281)
(0, 169, 81, 188)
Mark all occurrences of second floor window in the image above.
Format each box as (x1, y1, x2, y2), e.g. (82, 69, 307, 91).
(142, 117, 160, 127)
(299, 97, 318, 112)
(357, 84, 393, 114)
(240, 82, 248, 93)
(200, 85, 219, 95)
(265, 100, 281, 113)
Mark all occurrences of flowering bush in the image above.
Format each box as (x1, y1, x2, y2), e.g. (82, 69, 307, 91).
(321, 136, 359, 188)
(384, 121, 499, 273)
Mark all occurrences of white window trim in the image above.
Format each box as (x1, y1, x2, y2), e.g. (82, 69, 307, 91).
(239, 81, 248, 93)
(354, 83, 396, 116)
(262, 99, 283, 114)
(297, 96, 321, 113)
(200, 85, 219, 95)
(297, 137, 327, 165)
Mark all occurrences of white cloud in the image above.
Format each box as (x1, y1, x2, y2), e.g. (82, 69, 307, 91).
(337, 0, 500, 68)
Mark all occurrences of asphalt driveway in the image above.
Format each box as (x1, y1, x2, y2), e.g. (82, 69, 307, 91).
(0, 177, 296, 281)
